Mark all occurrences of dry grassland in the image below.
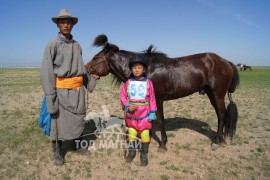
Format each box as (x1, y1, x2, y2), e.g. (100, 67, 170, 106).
(0, 67, 269, 179)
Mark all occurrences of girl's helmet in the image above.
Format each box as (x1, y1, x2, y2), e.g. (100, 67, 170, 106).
(129, 54, 147, 69)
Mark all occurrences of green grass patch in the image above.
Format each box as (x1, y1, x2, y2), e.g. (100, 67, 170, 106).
(160, 174, 170, 180)
(0, 68, 41, 93)
(167, 133, 176, 138)
(166, 165, 180, 171)
(256, 146, 264, 153)
(160, 161, 168, 165)
(238, 66, 270, 88)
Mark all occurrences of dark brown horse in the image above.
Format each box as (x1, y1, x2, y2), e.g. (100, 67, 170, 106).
(239, 64, 252, 71)
(85, 34, 239, 151)
(243, 65, 252, 71)
(240, 64, 252, 71)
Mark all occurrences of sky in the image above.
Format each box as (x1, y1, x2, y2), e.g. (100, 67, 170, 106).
(0, 0, 269, 67)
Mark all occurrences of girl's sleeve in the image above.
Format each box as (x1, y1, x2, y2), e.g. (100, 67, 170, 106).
(148, 80, 157, 113)
(120, 81, 129, 110)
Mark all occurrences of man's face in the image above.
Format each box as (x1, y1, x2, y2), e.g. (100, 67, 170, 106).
(57, 18, 74, 36)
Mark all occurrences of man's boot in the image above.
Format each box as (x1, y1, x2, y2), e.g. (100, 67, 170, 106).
(125, 141, 137, 162)
(52, 140, 65, 165)
(140, 143, 149, 166)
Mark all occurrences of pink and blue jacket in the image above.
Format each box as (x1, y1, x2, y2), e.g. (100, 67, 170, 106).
(120, 77, 157, 133)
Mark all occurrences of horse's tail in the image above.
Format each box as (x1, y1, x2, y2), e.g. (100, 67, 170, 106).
(224, 93, 238, 139)
(228, 62, 240, 93)
(224, 61, 239, 139)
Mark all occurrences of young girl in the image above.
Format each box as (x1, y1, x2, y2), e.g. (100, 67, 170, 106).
(120, 54, 157, 166)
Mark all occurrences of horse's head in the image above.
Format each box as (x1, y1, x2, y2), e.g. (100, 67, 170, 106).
(85, 34, 119, 76)
(86, 34, 135, 84)
(85, 50, 110, 76)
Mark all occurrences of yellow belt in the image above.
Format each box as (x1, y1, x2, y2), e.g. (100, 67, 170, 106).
(56, 76, 83, 91)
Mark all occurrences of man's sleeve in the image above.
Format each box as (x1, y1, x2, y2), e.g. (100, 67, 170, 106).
(40, 42, 58, 114)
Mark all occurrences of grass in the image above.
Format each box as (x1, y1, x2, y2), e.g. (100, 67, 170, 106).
(160, 174, 170, 180)
(0, 66, 270, 179)
(239, 66, 270, 88)
(160, 161, 168, 165)
(167, 133, 176, 138)
(166, 165, 180, 171)
(0, 68, 40, 93)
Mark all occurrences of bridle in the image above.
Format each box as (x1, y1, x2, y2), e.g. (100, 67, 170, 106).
(87, 55, 107, 73)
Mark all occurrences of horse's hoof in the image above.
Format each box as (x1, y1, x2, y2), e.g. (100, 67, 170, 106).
(211, 143, 220, 150)
(158, 147, 167, 153)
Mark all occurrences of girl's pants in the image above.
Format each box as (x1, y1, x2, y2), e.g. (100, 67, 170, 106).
(128, 127, 150, 143)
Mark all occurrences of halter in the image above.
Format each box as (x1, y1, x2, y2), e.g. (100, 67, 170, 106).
(87, 55, 107, 73)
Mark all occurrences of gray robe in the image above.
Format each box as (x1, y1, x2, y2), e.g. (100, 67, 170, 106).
(41, 33, 96, 140)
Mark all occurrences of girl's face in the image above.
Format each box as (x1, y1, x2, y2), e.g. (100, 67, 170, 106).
(131, 63, 145, 78)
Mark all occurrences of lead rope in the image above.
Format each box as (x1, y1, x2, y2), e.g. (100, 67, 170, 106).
(86, 81, 89, 113)
(122, 110, 128, 158)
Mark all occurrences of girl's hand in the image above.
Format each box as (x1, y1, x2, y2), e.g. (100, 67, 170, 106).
(128, 105, 136, 112)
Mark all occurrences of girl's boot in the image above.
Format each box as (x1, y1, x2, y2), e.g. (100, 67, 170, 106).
(125, 141, 137, 162)
(140, 143, 149, 166)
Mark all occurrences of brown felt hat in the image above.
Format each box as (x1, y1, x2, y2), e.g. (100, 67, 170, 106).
(52, 9, 78, 25)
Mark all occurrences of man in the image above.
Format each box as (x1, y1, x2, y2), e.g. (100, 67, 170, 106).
(41, 9, 98, 165)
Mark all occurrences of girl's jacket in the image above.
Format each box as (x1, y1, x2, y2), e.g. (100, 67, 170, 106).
(120, 78, 157, 133)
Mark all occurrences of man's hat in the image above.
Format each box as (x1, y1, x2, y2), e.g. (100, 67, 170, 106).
(52, 9, 78, 25)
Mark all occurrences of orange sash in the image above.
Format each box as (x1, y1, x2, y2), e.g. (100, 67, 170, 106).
(56, 76, 83, 91)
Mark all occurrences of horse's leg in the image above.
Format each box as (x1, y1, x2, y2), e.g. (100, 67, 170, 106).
(206, 90, 226, 149)
(156, 100, 167, 152)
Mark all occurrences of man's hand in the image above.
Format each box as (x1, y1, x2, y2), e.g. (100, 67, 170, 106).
(50, 112, 59, 119)
(92, 74, 100, 80)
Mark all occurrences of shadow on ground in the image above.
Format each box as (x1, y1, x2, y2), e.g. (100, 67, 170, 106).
(151, 117, 217, 146)
(61, 120, 97, 155)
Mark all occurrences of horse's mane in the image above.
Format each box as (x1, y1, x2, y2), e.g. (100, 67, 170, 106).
(118, 50, 134, 56)
(92, 34, 170, 85)
(107, 45, 169, 85)
(145, 45, 168, 58)
(117, 45, 169, 63)
(93, 34, 120, 53)
(144, 45, 196, 63)
(143, 45, 169, 64)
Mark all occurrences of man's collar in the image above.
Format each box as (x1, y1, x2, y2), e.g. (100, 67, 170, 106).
(57, 32, 74, 43)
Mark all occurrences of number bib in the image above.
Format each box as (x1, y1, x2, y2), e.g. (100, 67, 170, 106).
(128, 80, 147, 100)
